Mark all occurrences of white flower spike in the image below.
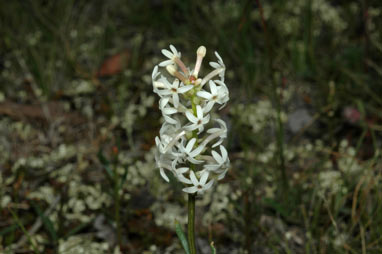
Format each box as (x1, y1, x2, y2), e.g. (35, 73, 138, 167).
(152, 45, 230, 195)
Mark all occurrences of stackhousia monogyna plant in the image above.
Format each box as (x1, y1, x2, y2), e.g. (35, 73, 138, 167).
(152, 45, 229, 254)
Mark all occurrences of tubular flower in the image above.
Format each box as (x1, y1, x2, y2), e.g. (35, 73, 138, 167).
(152, 45, 230, 195)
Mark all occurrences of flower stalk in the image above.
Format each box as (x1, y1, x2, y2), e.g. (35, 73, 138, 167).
(187, 193, 196, 254)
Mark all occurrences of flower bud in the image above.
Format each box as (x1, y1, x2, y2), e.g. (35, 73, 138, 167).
(166, 65, 177, 76)
(197, 46, 206, 57)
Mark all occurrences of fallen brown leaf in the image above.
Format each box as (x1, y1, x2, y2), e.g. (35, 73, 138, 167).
(96, 50, 130, 77)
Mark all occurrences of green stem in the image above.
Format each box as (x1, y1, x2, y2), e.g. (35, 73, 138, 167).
(188, 193, 196, 254)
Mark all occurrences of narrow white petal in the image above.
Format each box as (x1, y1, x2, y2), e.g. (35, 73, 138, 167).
(159, 60, 173, 67)
(200, 171, 209, 185)
(209, 62, 221, 69)
(197, 91, 212, 100)
(173, 79, 180, 88)
(203, 102, 214, 114)
(203, 179, 214, 191)
(211, 150, 222, 163)
(189, 171, 199, 186)
(159, 97, 170, 109)
(152, 65, 159, 79)
(160, 168, 170, 182)
(186, 138, 196, 153)
(212, 139, 223, 148)
(202, 114, 210, 125)
(173, 93, 179, 108)
(163, 115, 178, 124)
(185, 111, 198, 123)
(162, 107, 177, 115)
(209, 80, 217, 94)
(157, 90, 172, 96)
(189, 145, 204, 158)
(188, 157, 204, 164)
(178, 85, 193, 94)
(196, 105, 203, 119)
(162, 49, 173, 59)
(220, 145, 228, 160)
(178, 175, 193, 184)
(177, 167, 189, 174)
(170, 45, 178, 55)
(182, 186, 198, 194)
(215, 51, 224, 64)
(184, 123, 198, 131)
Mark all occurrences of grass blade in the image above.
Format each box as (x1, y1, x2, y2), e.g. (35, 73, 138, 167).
(32, 201, 58, 243)
(175, 220, 190, 254)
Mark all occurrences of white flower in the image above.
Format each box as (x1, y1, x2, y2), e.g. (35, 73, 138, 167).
(182, 171, 214, 194)
(173, 166, 193, 184)
(204, 145, 229, 172)
(197, 80, 229, 112)
(209, 51, 225, 82)
(205, 119, 227, 148)
(180, 138, 205, 164)
(185, 105, 210, 133)
(156, 79, 193, 108)
(159, 45, 181, 67)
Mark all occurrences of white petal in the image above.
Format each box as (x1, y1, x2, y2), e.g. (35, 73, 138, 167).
(162, 49, 173, 59)
(178, 175, 193, 184)
(220, 145, 228, 160)
(182, 186, 198, 194)
(209, 80, 217, 94)
(159, 97, 170, 109)
(160, 167, 170, 182)
(176, 167, 189, 174)
(203, 179, 214, 191)
(186, 138, 196, 153)
(178, 85, 193, 94)
(185, 111, 198, 123)
(162, 107, 177, 115)
(184, 123, 198, 131)
(157, 90, 172, 96)
(203, 114, 210, 124)
(209, 62, 220, 69)
(189, 171, 199, 186)
(163, 115, 178, 124)
(159, 60, 173, 67)
(203, 101, 214, 114)
(215, 51, 224, 65)
(189, 145, 204, 158)
(212, 139, 223, 148)
(173, 93, 179, 108)
(170, 45, 178, 55)
(217, 169, 228, 180)
(188, 157, 204, 164)
(200, 171, 209, 185)
(196, 105, 203, 119)
(152, 65, 159, 79)
(197, 91, 212, 100)
(212, 150, 222, 163)
(207, 127, 220, 134)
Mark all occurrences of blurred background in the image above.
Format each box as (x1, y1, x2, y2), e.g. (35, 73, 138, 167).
(1, 0, 382, 253)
